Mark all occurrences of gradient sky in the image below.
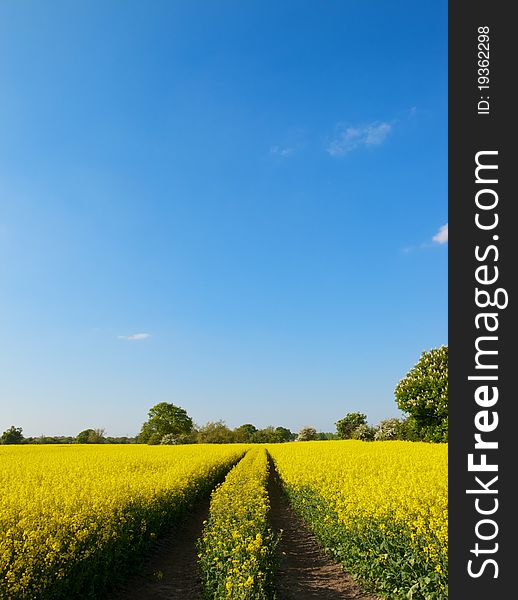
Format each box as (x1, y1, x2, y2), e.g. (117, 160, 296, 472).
(0, 1, 447, 438)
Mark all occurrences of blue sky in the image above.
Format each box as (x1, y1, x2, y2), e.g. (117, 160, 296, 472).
(0, 1, 447, 437)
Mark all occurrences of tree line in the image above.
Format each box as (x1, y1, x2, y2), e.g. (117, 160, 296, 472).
(1, 345, 447, 445)
(0, 421, 335, 446)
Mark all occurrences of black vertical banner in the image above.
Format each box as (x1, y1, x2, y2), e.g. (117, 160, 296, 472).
(449, 1, 516, 598)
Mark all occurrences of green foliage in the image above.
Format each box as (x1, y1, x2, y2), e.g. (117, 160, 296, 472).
(251, 426, 289, 443)
(335, 412, 367, 440)
(138, 402, 194, 444)
(233, 424, 258, 443)
(316, 432, 339, 440)
(197, 420, 235, 444)
(75, 429, 93, 444)
(250, 427, 276, 444)
(25, 436, 75, 444)
(395, 346, 448, 442)
(397, 417, 424, 442)
(193, 423, 296, 445)
(297, 426, 317, 441)
(273, 426, 294, 442)
(1, 426, 24, 445)
(22, 436, 134, 445)
(281, 485, 447, 600)
(146, 432, 163, 445)
(75, 428, 105, 444)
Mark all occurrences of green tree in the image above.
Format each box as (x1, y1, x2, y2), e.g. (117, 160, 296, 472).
(197, 420, 235, 444)
(396, 417, 422, 441)
(395, 345, 448, 442)
(104, 436, 136, 444)
(316, 432, 339, 440)
(1, 426, 24, 445)
(251, 426, 279, 443)
(76, 429, 93, 444)
(76, 428, 105, 444)
(335, 412, 367, 439)
(274, 426, 294, 442)
(233, 423, 258, 443)
(138, 402, 194, 444)
(297, 426, 317, 441)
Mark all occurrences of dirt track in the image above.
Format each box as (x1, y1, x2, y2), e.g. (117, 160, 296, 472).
(267, 467, 382, 600)
(105, 498, 208, 600)
(106, 462, 382, 600)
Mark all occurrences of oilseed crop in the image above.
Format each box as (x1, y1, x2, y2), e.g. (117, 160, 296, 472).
(0, 444, 245, 599)
(1, 441, 447, 599)
(198, 447, 275, 599)
(268, 440, 448, 599)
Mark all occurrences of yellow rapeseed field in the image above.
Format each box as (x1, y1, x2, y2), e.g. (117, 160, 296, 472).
(268, 440, 448, 599)
(1, 441, 447, 599)
(198, 447, 275, 599)
(0, 444, 246, 599)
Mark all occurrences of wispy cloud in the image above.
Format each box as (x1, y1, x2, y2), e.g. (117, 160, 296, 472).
(432, 223, 448, 245)
(270, 145, 295, 157)
(327, 121, 392, 156)
(118, 332, 151, 341)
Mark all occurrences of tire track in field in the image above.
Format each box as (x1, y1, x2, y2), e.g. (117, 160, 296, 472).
(267, 461, 382, 600)
(105, 497, 208, 600)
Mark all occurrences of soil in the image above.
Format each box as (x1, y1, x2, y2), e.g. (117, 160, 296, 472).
(105, 497, 209, 600)
(105, 466, 383, 600)
(267, 467, 382, 600)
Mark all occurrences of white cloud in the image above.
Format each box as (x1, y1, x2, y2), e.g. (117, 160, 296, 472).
(327, 121, 392, 156)
(118, 332, 151, 341)
(432, 223, 448, 244)
(270, 145, 295, 157)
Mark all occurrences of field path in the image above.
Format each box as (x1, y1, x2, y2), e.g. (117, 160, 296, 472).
(105, 459, 382, 600)
(268, 463, 382, 600)
(105, 497, 208, 600)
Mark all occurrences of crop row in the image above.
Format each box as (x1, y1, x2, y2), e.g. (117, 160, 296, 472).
(198, 447, 276, 599)
(268, 440, 448, 599)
